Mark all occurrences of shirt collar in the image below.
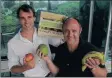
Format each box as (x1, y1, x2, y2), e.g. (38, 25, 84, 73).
(18, 27, 37, 43)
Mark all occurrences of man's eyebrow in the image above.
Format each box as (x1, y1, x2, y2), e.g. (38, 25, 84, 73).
(20, 17, 24, 18)
(29, 15, 33, 17)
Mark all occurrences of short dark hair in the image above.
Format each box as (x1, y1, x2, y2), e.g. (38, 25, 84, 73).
(17, 4, 35, 18)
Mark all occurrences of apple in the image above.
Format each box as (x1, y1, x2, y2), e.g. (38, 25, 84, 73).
(39, 44, 48, 56)
(25, 53, 34, 62)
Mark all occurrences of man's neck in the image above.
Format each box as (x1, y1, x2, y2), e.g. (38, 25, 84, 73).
(21, 27, 35, 34)
(20, 27, 35, 42)
(67, 40, 79, 53)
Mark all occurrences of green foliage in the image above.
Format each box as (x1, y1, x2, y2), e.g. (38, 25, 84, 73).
(34, 1, 48, 9)
(10, 5, 20, 17)
(96, 1, 110, 9)
(1, 10, 17, 33)
(5, 16, 16, 25)
(1, 1, 19, 33)
(51, 2, 80, 19)
(3, 1, 15, 8)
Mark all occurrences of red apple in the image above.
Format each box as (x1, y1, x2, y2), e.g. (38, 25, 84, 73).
(25, 53, 34, 62)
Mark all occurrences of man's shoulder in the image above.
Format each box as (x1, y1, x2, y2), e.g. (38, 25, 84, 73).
(8, 33, 19, 45)
(81, 40, 100, 52)
(57, 42, 66, 49)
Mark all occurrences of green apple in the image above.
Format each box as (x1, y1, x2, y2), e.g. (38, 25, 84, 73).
(39, 44, 48, 55)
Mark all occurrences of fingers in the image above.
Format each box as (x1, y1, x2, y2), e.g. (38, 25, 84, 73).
(87, 58, 96, 66)
(23, 54, 35, 69)
(85, 58, 100, 70)
(39, 51, 43, 58)
(37, 50, 41, 57)
(30, 58, 35, 65)
(37, 50, 46, 58)
(87, 58, 100, 66)
(23, 57, 27, 64)
(27, 58, 35, 68)
(42, 53, 45, 58)
(36, 49, 40, 54)
(85, 63, 93, 69)
(94, 59, 100, 65)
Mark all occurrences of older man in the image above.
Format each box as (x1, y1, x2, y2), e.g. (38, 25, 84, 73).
(39, 18, 107, 77)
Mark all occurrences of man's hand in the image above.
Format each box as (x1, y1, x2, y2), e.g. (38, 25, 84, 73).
(23, 56, 35, 70)
(37, 49, 59, 75)
(85, 58, 107, 77)
(37, 49, 51, 62)
(85, 58, 100, 69)
(10, 57, 35, 73)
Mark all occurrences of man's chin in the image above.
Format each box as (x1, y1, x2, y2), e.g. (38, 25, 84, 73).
(25, 25, 30, 27)
(67, 41, 75, 45)
(24, 25, 32, 29)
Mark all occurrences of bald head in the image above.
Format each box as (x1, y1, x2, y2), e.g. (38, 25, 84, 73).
(62, 18, 81, 30)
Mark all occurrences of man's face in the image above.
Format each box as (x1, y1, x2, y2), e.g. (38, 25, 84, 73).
(63, 19, 81, 45)
(19, 10, 35, 29)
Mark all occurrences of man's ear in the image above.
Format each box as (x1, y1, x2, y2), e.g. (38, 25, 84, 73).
(34, 17, 36, 21)
(80, 27, 82, 34)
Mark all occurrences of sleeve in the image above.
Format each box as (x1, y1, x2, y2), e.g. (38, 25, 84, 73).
(7, 42, 20, 70)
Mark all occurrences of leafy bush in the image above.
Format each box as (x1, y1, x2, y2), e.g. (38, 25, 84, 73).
(50, 2, 80, 19)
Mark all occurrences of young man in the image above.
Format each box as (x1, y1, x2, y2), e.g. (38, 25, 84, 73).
(39, 18, 107, 77)
(8, 4, 52, 77)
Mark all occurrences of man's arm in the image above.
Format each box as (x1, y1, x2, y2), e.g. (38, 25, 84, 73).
(91, 67, 107, 77)
(11, 65, 29, 73)
(85, 58, 107, 77)
(11, 59, 35, 73)
(8, 43, 35, 73)
(44, 56, 59, 75)
(38, 51, 59, 76)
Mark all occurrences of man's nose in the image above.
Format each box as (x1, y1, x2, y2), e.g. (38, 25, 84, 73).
(68, 31, 73, 37)
(25, 19, 28, 23)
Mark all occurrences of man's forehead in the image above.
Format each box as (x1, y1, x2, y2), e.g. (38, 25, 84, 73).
(64, 18, 80, 28)
(19, 9, 33, 15)
(65, 18, 79, 25)
(65, 24, 80, 30)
